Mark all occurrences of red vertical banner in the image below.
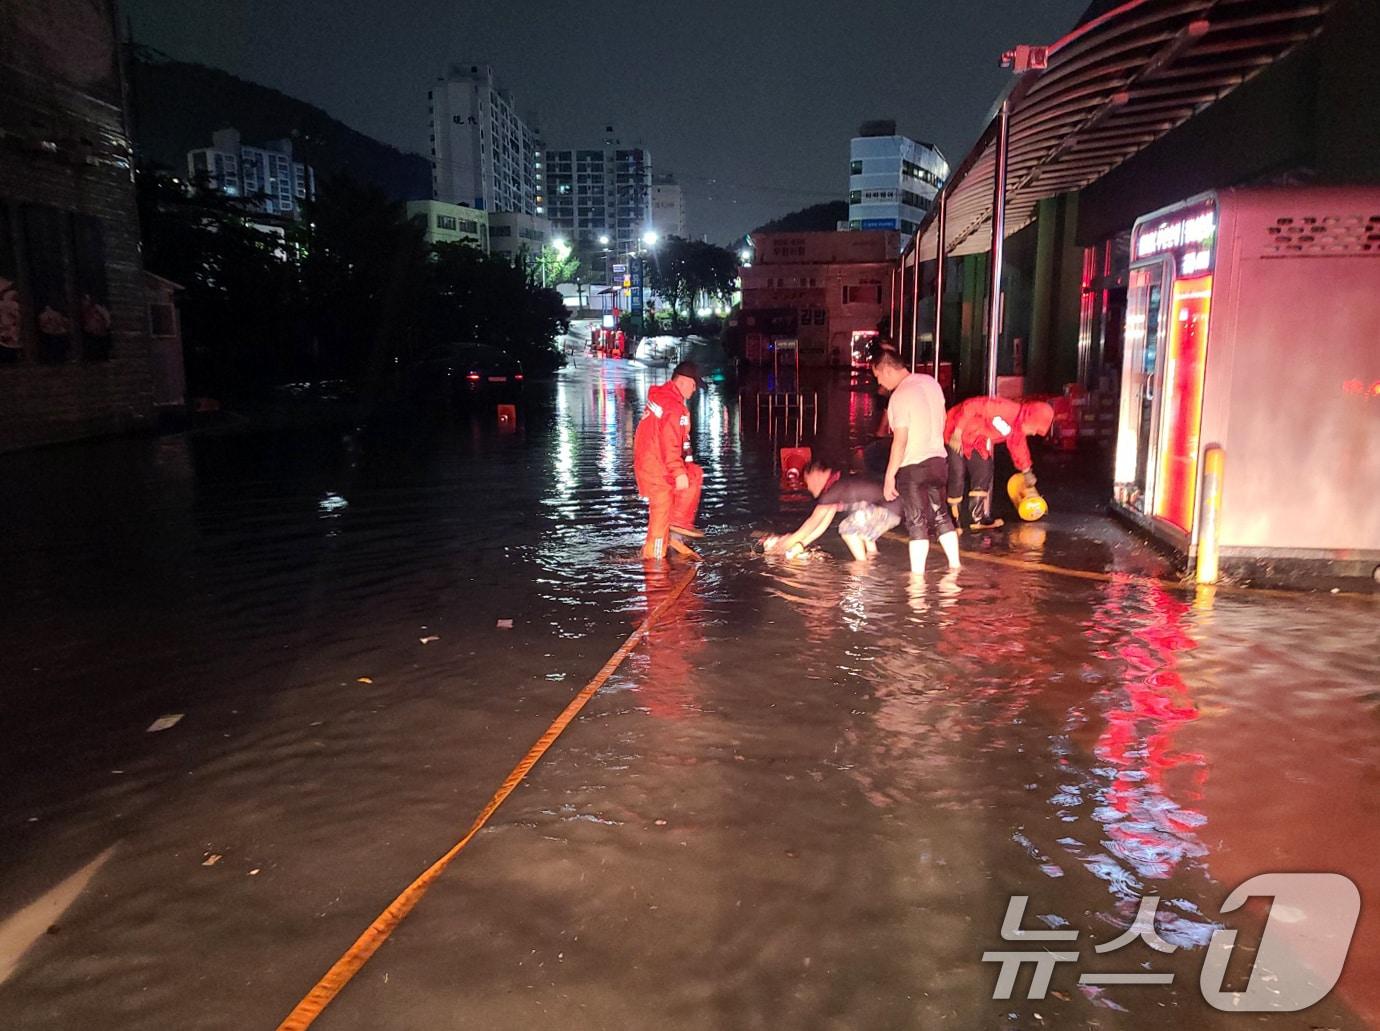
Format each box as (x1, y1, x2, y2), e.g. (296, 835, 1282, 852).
(1153, 275, 1212, 533)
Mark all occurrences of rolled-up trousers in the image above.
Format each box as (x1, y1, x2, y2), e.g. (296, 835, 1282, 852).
(945, 445, 995, 525)
(896, 457, 955, 540)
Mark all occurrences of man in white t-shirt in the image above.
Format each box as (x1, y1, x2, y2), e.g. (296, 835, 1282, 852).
(872, 349, 960, 573)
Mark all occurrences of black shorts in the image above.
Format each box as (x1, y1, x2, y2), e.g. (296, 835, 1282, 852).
(896, 457, 955, 540)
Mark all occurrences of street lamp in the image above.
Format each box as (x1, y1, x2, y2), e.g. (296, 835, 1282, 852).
(598, 234, 610, 246)
(739, 248, 752, 264)
(540, 239, 571, 288)
(642, 229, 659, 248)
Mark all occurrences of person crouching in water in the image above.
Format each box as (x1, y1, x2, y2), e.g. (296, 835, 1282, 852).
(944, 397, 1055, 530)
(871, 348, 960, 573)
(762, 462, 902, 561)
(634, 361, 705, 560)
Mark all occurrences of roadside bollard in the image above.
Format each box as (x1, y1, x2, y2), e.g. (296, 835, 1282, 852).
(1196, 445, 1225, 585)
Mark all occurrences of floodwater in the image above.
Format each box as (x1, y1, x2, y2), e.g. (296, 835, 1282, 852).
(0, 359, 1377, 1030)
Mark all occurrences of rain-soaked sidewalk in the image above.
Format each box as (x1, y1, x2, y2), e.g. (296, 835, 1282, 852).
(0, 360, 1377, 1030)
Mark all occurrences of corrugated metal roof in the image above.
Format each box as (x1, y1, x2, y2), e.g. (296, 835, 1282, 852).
(904, 0, 1332, 267)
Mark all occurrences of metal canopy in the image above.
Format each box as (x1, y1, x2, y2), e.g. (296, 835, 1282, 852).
(903, 0, 1332, 268)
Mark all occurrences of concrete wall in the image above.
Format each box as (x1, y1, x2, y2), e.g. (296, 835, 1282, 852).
(1206, 187, 1380, 559)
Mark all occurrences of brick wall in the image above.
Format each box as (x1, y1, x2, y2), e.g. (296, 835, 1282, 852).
(0, 0, 155, 452)
(0, 153, 155, 451)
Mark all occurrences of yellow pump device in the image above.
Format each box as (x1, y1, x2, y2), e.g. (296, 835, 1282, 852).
(1008, 473, 1048, 521)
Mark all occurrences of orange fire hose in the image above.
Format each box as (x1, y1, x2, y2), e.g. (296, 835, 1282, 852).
(275, 565, 698, 1030)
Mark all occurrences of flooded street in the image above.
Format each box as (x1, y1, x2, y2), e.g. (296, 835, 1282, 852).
(1, 360, 1377, 1030)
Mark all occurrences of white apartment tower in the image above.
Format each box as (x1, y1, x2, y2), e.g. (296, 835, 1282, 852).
(429, 64, 542, 215)
(651, 174, 686, 239)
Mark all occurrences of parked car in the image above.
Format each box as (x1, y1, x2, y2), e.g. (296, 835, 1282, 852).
(407, 343, 524, 403)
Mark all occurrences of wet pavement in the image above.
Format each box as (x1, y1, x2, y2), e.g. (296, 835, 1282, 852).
(0, 359, 1377, 1030)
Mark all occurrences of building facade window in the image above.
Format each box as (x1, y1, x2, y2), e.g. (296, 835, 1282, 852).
(843, 284, 882, 305)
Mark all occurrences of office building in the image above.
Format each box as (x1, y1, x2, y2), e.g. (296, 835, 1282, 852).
(736, 230, 899, 366)
(405, 200, 489, 250)
(429, 64, 542, 215)
(488, 211, 551, 265)
(544, 128, 652, 276)
(187, 128, 316, 219)
(847, 120, 947, 246)
(651, 174, 686, 239)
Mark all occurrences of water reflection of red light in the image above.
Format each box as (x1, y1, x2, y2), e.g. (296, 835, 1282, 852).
(1085, 582, 1208, 889)
(638, 562, 703, 721)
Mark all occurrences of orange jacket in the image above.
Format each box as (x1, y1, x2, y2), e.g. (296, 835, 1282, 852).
(944, 396, 1051, 471)
(634, 380, 691, 490)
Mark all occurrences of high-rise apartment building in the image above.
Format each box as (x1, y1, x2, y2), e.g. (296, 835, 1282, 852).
(187, 128, 316, 219)
(544, 128, 652, 275)
(429, 64, 542, 216)
(651, 174, 686, 239)
(847, 120, 947, 248)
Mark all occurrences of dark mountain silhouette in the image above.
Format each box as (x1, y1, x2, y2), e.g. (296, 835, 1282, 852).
(751, 200, 848, 234)
(127, 49, 430, 201)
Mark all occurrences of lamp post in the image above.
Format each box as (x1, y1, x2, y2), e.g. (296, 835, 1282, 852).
(638, 229, 658, 327)
(985, 98, 1011, 396)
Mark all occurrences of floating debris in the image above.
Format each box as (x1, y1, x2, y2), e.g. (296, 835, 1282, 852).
(146, 714, 184, 733)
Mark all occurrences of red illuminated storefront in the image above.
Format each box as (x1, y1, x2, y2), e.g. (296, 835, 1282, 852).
(1112, 187, 1380, 579)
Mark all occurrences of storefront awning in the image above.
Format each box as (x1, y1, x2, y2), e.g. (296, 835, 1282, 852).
(904, 0, 1333, 267)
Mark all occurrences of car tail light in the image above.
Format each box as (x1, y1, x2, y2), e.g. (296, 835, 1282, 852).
(514, 373, 524, 381)
(466, 371, 481, 381)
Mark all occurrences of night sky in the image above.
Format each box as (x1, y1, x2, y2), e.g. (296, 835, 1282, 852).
(122, 0, 1091, 243)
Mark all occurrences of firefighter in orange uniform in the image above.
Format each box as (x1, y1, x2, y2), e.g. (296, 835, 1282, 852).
(944, 397, 1055, 529)
(634, 361, 705, 559)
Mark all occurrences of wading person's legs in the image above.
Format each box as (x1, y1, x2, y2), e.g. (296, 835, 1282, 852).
(946, 444, 966, 527)
(643, 486, 672, 559)
(896, 463, 932, 572)
(966, 451, 995, 526)
(669, 463, 703, 536)
(900, 458, 961, 573)
(837, 503, 898, 562)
